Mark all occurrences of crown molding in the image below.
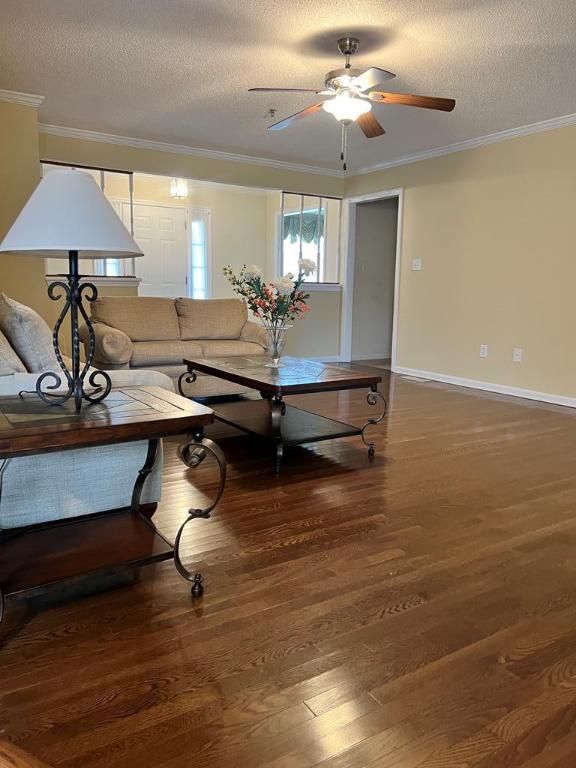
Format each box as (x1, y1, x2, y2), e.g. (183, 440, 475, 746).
(38, 123, 345, 179)
(353, 111, 576, 175)
(38, 110, 576, 182)
(0, 88, 44, 108)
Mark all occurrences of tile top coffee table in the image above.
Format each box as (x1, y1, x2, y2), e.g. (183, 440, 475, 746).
(0, 387, 226, 620)
(179, 356, 386, 471)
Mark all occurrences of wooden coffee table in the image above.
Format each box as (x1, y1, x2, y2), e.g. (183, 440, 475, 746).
(179, 356, 386, 471)
(0, 386, 226, 620)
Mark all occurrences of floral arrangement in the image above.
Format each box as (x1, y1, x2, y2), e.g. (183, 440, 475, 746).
(223, 259, 316, 324)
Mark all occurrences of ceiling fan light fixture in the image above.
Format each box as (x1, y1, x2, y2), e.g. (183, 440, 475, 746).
(322, 93, 372, 123)
(170, 178, 189, 199)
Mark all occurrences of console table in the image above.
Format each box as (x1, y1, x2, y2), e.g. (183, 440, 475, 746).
(0, 386, 226, 621)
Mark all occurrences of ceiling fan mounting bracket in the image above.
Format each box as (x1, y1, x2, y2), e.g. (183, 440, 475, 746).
(337, 37, 360, 58)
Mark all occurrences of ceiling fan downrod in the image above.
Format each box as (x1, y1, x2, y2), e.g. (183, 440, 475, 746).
(337, 36, 360, 67)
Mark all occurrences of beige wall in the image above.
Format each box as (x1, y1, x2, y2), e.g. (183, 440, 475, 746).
(10, 101, 576, 385)
(284, 290, 341, 358)
(0, 102, 47, 320)
(352, 198, 398, 360)
(345, 125, 576, 398)
(39, 133, 344, 197)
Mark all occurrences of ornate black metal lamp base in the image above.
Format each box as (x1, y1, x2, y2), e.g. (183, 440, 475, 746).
(37, 250, 111, 412)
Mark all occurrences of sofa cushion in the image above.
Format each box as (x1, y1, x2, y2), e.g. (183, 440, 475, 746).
(199, 339, 266, 357)
(0, 294, 59, 373)
(0, 328, 26, 376)
(130, 340, 203, 368)
(176, 298, 247, 340)
(91, 297, 180, 342)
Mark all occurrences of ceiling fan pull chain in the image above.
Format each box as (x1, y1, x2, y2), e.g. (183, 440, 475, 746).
(342, 124, 348, 171)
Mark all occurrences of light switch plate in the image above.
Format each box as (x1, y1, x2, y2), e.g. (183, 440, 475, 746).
(479, 344, 488, 358)
(411, 258, 422, 271)
(513, 347, 523, 363)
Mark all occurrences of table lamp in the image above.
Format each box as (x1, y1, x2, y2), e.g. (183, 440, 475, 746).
(0, 169, 143, 411)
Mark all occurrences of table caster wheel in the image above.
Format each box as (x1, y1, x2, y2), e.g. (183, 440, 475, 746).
(191, 573, 204, 598)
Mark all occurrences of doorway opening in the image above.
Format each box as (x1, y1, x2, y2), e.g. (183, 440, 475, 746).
(341, 189, 403, 368)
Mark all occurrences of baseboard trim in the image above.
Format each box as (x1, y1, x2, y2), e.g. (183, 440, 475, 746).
(393, 365, 576, 409)
(352, 353, 391, 361)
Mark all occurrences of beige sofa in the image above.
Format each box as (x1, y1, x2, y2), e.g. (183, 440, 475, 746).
(81, 296, 268, 397)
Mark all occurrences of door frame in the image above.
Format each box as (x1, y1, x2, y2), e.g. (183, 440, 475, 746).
(340, 187, 404, 367)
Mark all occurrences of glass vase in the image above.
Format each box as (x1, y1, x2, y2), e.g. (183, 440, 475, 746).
(262, 322, 291, 368)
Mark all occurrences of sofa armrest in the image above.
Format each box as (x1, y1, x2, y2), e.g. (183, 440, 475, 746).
(108, 369, 175, 393)
(79, 322, 132, 368)
(240, 320, 268, 349)
(0, 373, 51, 397)
(0, 368, 174, 399)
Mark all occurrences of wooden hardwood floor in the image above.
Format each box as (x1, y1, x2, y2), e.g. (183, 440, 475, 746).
(2, 369, 576, 767)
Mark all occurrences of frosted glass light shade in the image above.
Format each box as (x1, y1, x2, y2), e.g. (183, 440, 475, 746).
(0, 169, 143, 259)
(323, 93, 372, 122)
(170, 178, 189, 199)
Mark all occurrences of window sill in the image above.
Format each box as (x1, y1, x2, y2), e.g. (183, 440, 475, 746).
(45, 275, 142, 288)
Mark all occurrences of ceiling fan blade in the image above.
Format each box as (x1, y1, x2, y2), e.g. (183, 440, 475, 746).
(249, 87, 324, 93)
(369, 91, 456, 111)
(354, 67, 396, 92)
(357, 111, 385, 138)
(267, 103, 324, 131)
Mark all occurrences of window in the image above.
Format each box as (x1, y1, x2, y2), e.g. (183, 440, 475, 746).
(188, 210, 210, 299)
(279, 192, 341, 284)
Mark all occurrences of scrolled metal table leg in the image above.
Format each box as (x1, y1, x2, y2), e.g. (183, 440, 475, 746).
(174, 431, 226, 597)
(361, 386, 387, 461)
(131, 439, 160, 513)
(178, 369, 197, 398)
(270, 395, 286, 473)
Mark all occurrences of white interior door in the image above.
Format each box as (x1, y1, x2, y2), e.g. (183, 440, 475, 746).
(124, 203, 188, 297)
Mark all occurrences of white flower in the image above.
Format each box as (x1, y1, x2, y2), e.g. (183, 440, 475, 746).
(244, 264, 263, 279)
(298, 258, 316, 277)
(273, 275, 295, 295)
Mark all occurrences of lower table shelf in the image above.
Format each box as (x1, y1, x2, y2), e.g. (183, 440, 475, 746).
(213, 399, 362, 446)
(0, 509, 174, 598)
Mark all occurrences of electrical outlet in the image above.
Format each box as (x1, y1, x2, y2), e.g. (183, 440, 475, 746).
(411, 258, 422, 271)
(513, 347, 523, 363)
(479, 344, 488, 358)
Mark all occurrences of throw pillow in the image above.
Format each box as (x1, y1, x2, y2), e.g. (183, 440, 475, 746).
(0, 294, 59, 373)
(0, 327, 26, 376)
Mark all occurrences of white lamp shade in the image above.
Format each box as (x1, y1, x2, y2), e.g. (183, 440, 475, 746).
(0, 169, 143, 259)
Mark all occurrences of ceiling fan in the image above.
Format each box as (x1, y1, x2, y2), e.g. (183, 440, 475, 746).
(249, 36, 456, 170)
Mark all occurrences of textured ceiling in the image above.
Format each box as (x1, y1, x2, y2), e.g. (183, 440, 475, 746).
(2, 0, 576, 171)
